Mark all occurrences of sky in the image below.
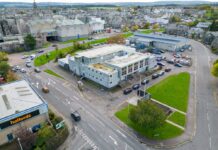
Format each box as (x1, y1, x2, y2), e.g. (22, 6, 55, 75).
(0, 0, 217, 3)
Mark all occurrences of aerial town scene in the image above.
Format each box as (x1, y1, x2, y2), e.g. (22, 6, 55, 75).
(0, 0, 218, 150)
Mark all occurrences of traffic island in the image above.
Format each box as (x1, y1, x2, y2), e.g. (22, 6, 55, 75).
(114, 72, 193, 148)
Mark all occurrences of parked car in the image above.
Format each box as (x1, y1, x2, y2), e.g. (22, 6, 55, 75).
(123, 88, 132, 95)
(20, 68, 26, 73)
(22, 55, 29, 59)
(26, 63, 32, 68)
(165, 68, 172, 72)
(15, 65, 21, 70)
(157, 62, 165, 66)
(30, 54, 36, 60)
(26, 59, 31, 64)
(152, 74, 159, 79)
(34, 68, 41, 73)
(173, 54, 181, 58)
(167, 60, 174, 64)
(132, 84, 140, 90)
(11, 67, 17, 72)
(174, 63, 182, 67)
(141, 79, 149, 85)
(71, 111, 81, 122)
(37, 50, 44, 53)
(159, 71, 165, 76)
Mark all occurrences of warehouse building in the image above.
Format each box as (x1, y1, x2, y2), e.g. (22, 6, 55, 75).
(0, 80, 48, 145)
(63, 45, 156, 88)
(129, 33, 189, 51)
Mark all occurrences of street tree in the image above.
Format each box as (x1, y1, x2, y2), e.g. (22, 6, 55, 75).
(0, 52, 8, 61)
(169, 15, 181, 23)
(107, 34, 125, 44)
(128, 100, 167, 129)
(24, 34, 36, 50)
(0, 61, 10, 79)
(152, 23, 159, 30)
(143, 22, 150, 29)
(211, 60, 218, 77)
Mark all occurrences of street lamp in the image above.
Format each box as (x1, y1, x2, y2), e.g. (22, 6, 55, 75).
(17, 137, 23, 150)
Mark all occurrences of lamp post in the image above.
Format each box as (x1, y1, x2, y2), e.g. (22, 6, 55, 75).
(17, 137, 23, 150)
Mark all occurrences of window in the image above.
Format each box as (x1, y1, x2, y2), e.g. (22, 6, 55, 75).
(134, 62, 138, 71)
(128, 64, 133, 73)
(140, 60, 144, 68)
(144, 59, 148, 66)
(122, 67, 127, 76)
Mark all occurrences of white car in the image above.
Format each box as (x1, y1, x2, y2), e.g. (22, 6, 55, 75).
(159, 71, 165, 76)
(20, 68, 26, 73)
(26, 59, 31, 63)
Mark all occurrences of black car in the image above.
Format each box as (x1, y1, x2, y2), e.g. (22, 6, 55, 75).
(152, 74, 159, 79)
(26, 63, 32, 68)
(34, 68, 41, 73)
(141, 79, 149, 85)
(37, 50, 44, 53)
(165, 68, 172, 72)
(157, 62, 165, 66)
(167, 60, 174, 64)
(71, 111, 81, 122)
(132, 84, 140, 90)
(123, 88, 132, 95)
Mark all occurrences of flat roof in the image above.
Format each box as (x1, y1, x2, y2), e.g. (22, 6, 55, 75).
(0, 80, 44, 119)
(107, 52, 151, 68)
(134, 33, 187, 44)
(75, 44, 135, 58)
(90, 63, 116, 74)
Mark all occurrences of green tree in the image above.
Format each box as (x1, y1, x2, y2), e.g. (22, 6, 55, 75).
(0, 52, 8, 61)
(210, 20, 218, 31)
(128, 100, 167, 129)
(131, 25, 139, 31)
(116, 7, 121, 12)
(211, 60, 218, 77)
(143, 22, 150, 29)
(0, 61, 10, 79)
(24, 34, 36, 50)
(169, 15, 181, 23)
(152, 23, 159, 30)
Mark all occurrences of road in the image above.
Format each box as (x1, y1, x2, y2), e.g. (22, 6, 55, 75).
(175, 40, 218, 150)
(20, 71, 151, 150)
(16, 39, 218, 150)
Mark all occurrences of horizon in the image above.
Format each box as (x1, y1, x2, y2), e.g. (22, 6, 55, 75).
(0, 0, 217, 3)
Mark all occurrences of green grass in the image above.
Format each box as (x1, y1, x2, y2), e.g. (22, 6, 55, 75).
(60, 37, 88, 44)
(44, 69, 64, 79)
(168, 112, 186, 127)
(147, 72, 190, 112)
(34, 33, 133, 66)
(140, 28, 165, 34)
(115, 105, 183, 140)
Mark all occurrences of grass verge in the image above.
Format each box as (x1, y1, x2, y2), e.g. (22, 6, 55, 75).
(60, 37, 88, 44)
(44, 69, 64, 79)
(168, 112, 186, 127)
(115, 105, 183, 140)
(147, 72, 190, 112)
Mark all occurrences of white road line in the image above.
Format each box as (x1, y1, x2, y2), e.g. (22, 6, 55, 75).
(88, 124, 97, 132)
(116, 129, 126, 138)
(78, 141, 87, 150)
(73, 96, 79, 100)
(109, 135, 118, 145)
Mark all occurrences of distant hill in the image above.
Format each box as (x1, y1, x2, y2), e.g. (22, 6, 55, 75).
(0, 1, 216, 8)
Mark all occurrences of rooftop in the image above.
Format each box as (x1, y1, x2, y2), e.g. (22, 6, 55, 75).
(107, 52, 152, 68)
(75, 44, 135, 58)
(0, 80, 44, 119)
(90, 63, 116, 74)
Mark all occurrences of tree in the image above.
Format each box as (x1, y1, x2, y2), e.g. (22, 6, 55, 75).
(0, 52, 8, 61)
(107, 34, 125, 44)
(15, 126, 36, 150)
(211, 60, 218, 77)
(116, 7, 121, 12)
(128, 100, 167, 129)
(152, 23, 159, 30)
(169, 15, 181, 23)
(6, 70, 17, 82)
(143, 22, 150, 29)
(131, 25, 139, 31)
(0, 61, 10, 79)
(122, 26, 130, 32)
(24, 34, 36, 50)
(210, 20, 218, 31)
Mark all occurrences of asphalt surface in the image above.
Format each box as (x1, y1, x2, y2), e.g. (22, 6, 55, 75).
(15, 39, 218, 150)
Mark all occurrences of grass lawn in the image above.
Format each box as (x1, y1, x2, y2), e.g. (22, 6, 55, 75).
(115, 105, 183, 140)
(44, 69, 64, 79)
(147, 72, 190, 112)
(60, 37, 88, 44)
(168, 112, 186, 127)
(140, 28, 165, 34)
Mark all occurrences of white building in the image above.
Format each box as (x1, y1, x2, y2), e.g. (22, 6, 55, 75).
(63, 45, 156, 88)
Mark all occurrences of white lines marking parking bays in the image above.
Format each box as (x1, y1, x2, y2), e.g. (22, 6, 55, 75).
(109, 135, 118, 145)
(116, 129, 127, 138)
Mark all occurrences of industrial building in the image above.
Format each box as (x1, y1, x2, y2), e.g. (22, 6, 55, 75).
(0, 80, 48, 145)
(59, 45, 156, 88)
(129, 33, 189, 51)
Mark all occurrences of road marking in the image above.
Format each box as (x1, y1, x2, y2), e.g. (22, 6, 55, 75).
(109, 135, 118, 145)
(166, 120, 185, 130)
(78, 141, 87, 150)
(209, 137, 212, 150)
(36, 82, 39, 89)
(125, 143, 134, 150)
(88, 124, 96, 132)
(73, 96, 79, 100)
(116, 129, 126, 138)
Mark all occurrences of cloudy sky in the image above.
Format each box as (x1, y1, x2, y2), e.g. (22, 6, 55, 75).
(0, 0, 217, 3)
